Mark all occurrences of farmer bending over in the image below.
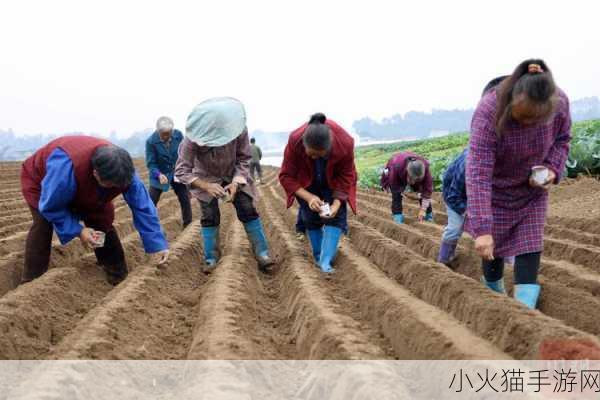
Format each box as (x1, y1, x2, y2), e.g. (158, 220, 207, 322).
(466, 59, 571, 309)
(175, 97, 274, 273)
(20, 136, 169, 285)
(381, 152, 433, 224)
(279, 113, 357, 274)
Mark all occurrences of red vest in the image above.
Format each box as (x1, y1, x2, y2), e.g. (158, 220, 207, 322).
(21, 136, 125, 230)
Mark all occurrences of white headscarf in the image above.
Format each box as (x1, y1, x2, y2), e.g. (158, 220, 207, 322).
(185, 97, 246, 147)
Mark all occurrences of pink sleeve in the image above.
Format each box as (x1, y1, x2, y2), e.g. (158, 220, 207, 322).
(466, 102, 497, 238)
(174, 138, 198, 185)
(234, 130, 252, 182)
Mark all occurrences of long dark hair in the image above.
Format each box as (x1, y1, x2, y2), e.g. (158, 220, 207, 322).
(495, 59, 557, 135)
(303, 113, 331, 151)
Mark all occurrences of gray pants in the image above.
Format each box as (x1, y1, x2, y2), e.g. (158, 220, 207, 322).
(250, 162, 262, 180)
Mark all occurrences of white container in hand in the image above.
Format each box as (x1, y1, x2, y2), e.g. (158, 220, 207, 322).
(531, 166, 549, 185)
(320, 203, 331, 218)
(91, 231, 106, 248)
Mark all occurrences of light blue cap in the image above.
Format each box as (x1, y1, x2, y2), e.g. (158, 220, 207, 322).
(185, 97, 246, 147)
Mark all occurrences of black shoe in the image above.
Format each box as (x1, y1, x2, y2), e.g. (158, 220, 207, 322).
(102, 263, 128, 285)
(257, 255, 275, 273)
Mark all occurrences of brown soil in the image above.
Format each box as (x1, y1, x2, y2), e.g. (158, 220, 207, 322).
(1, 163, 599, 360)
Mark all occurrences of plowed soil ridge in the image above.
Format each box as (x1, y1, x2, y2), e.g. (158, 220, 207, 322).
(1, 162, 599, 361)
(0, 193, 181, 297)
(49, 220, 207, 360)
(355, 196, 600, 338)
(0, 214, 182, 359)
(258, 186, 394, 359)
(264, 185, 512, 360)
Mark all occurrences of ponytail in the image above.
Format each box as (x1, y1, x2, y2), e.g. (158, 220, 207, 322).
(495, 59, 557, 135)
(308, 112, 327, 125)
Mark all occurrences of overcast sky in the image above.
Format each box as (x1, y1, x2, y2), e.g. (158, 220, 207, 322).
(1, 0, 599, 137)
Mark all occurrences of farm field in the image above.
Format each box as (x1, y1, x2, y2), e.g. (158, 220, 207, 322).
(355, 118, 600, 189)
(1, 161, 600, 360)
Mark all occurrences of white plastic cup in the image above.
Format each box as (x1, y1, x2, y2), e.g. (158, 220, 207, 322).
(91, 231, 106, 248)
(320, 203, 331, 218)
(531, 166, 549, 185)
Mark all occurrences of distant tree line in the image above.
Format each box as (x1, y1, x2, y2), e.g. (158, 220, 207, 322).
(353, 96, 600, 141)
(1, 97, 599, 161)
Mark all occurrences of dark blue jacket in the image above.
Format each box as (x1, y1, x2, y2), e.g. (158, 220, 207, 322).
(442, 148, 467, 215)
(145, 129, 184, 191)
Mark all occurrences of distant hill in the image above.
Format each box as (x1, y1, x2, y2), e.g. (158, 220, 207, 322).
(0, 128, 288, 161)
(0, 129, 153, 161)
(1, 96, 598, 161)
(352, 96, 600, 142)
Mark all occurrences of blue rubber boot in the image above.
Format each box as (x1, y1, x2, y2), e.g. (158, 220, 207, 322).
(318, 226, 342, 273)
(425, 212, 433, 222)
(393, 214, 404, 224)
(307, 229, 323, 261)
(243, 218, 274, 271)
(481, 276, 506, 294)
(514, 284, 541, 309)
(201, 226, 219, 273)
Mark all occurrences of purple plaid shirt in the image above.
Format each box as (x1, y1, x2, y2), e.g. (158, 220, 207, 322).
(466, 89, 571, 256)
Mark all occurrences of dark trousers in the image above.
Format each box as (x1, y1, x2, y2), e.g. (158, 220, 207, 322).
(391, 191, 433, 215)
(482, 252, 541, 284)
(149, 181, 192, 227)
(297, 197, 348, 233)
(199, 192, 259, 227)
(296, 211, 306, 233)
(250, 162, 263, 180)
(22, 206, 127, 284)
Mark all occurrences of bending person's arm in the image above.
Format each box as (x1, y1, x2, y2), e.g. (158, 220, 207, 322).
(233, 130, 252, 184)
(466, 105, 497, 238)
(420, 167, 433, 211)
(543, 96, 572, 184)
(38, 148, 83, 244)
(123, 173, 169, 253)
(279, 138, 309, 199)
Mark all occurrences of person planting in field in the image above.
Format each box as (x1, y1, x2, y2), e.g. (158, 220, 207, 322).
(380, 152, 433, 224)
(249, 138, 264, 184)
(279, 113, 357, 273)
(438, 76, 509, 266)
(175, 97, 274, 273)
(466, 59, 571, 309)
(20, 136, 169, 285)
(145, 116, 192, 228)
